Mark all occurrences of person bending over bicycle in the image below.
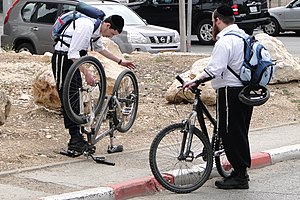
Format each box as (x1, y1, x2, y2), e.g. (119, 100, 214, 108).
(184, 5, 253, 190)
(51, 14, 135, 155)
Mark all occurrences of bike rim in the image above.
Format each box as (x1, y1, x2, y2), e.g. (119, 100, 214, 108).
(149, 123, 213, 193)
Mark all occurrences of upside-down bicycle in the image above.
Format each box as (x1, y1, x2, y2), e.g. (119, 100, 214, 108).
(149, 75, 232, 193)
(60, 56, 139, 165)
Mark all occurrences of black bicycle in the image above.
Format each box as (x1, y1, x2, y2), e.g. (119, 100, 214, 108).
(61, 56, 138, 165)
(149, 75, 232, 193)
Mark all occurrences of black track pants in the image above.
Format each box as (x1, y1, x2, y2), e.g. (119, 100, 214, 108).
(51, 51, 81, 131)
(217, 87, 253, 175)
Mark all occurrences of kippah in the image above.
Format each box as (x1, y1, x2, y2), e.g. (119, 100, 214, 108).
(110, 15, 124, 33)
(216, 5, 234, 16)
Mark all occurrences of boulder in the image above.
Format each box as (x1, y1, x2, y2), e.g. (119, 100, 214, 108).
(0, 91, 11, 126)
(166, 33, 300, 105)
(255, 33, 300, 83)
(32, 68, 61, 110)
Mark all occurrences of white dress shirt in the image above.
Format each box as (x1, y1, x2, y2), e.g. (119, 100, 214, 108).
(204, 24, 245, 89)
(54, 16, 104, 60)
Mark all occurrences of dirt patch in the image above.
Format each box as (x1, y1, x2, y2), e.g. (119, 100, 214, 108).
(0, 51, 299, 172)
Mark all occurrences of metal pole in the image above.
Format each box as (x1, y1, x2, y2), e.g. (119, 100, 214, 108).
(186, 0, 192, 52)
(179, 0, 186, 52)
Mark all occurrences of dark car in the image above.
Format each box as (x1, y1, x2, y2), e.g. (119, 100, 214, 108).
(130, 0, 271, 44)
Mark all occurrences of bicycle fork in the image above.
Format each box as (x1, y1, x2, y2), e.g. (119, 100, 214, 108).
(178, 111, 197, 162)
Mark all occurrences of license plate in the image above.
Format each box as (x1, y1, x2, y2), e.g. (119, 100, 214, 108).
(249, 6, 258, 13)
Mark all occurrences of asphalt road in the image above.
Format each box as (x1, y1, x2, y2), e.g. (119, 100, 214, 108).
(132, 159, 300, 200)
(190, 31, 300, 57)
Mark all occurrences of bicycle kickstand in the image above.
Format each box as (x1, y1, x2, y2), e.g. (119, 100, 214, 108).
(107, 131, 123, 154)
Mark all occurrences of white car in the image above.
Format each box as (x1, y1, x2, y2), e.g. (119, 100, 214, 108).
(263, 0, 300, 36)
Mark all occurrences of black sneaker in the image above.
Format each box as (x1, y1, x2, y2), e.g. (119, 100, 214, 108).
(225, 170, 250, 181)
(215, 172, 249, 189)
(68, 135, 88, 154)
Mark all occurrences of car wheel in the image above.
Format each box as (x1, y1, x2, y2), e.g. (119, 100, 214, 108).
(263, 18, 280, 36)
(15, 43, 35, 54)
(196, 19, 214, 45)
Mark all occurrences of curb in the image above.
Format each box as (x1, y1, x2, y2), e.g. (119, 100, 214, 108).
(38, 144, 300, 200)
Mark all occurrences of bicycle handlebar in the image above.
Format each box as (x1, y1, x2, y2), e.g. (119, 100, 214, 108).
(176, 75, 185, 85)
(176, 75, 213, 88)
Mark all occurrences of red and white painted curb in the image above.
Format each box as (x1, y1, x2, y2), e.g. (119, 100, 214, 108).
(38, 144, 300, 200)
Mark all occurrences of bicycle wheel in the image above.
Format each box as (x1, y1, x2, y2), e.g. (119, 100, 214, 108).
(112, 69, 138, 133)
(149, 123, 213, 193)
(214, 136, 232, 178)
(63, 56, 106, 124)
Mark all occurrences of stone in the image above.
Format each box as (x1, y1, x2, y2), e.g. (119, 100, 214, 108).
(0, 91, 12, 126)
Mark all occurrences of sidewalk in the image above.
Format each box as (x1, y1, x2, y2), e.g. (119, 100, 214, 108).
(0, 122, 300, 200)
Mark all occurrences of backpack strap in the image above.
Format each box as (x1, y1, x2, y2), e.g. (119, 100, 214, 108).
(224, 31, 249, 83)
(55, 17, 102, 49)
(227, 65, 242, 82)
(93, 18, 102, 33)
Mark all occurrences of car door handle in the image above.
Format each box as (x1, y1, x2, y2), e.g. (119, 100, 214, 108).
(31, 27, 39, 31)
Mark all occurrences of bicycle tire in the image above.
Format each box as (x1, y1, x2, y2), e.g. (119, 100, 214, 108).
(214, 136, 232, 178)
(149, 123, 213, 193)
(112, 69, 138, 133)
(63, 56, 106, 124)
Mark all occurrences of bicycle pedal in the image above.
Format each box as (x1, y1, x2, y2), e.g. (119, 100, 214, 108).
(59, 149, 82, 158)
(107, 145, 123, 154)
(122, 107, 131, 116)
(94, 157, 115, 166)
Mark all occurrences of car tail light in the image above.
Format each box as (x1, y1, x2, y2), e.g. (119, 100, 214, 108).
(4, 0, 21, 25)
(231, 4, 239, 15)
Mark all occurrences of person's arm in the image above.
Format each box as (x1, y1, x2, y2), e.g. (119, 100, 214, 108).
(80, 65, 95, 86)
(183, 70, 212, 89)
(69, 58, 95, 86)
(99, 49, 135, 70)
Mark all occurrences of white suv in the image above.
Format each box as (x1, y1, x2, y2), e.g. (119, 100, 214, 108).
(1, 0, 180, 54)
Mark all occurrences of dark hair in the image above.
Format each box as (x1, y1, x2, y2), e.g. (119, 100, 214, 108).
(213, 5, 235, 25)
(104, 15, 124, 33)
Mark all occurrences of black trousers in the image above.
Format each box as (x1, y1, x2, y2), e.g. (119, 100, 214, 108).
(51, 50, 84, 133)
(217, 87, 253, 175)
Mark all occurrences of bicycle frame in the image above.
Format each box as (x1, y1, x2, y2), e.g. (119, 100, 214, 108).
(180, 87, 219, 160)
(80, 87, 122, 146)
(60, 57, 139, 164)
(149, 76, 231, 192)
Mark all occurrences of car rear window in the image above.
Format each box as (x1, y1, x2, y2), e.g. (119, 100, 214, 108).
(61, 4, 76, 15)
(21, 2, 59, 24)
(22, 3, 35, 22)
(36, 3, 58, 24)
